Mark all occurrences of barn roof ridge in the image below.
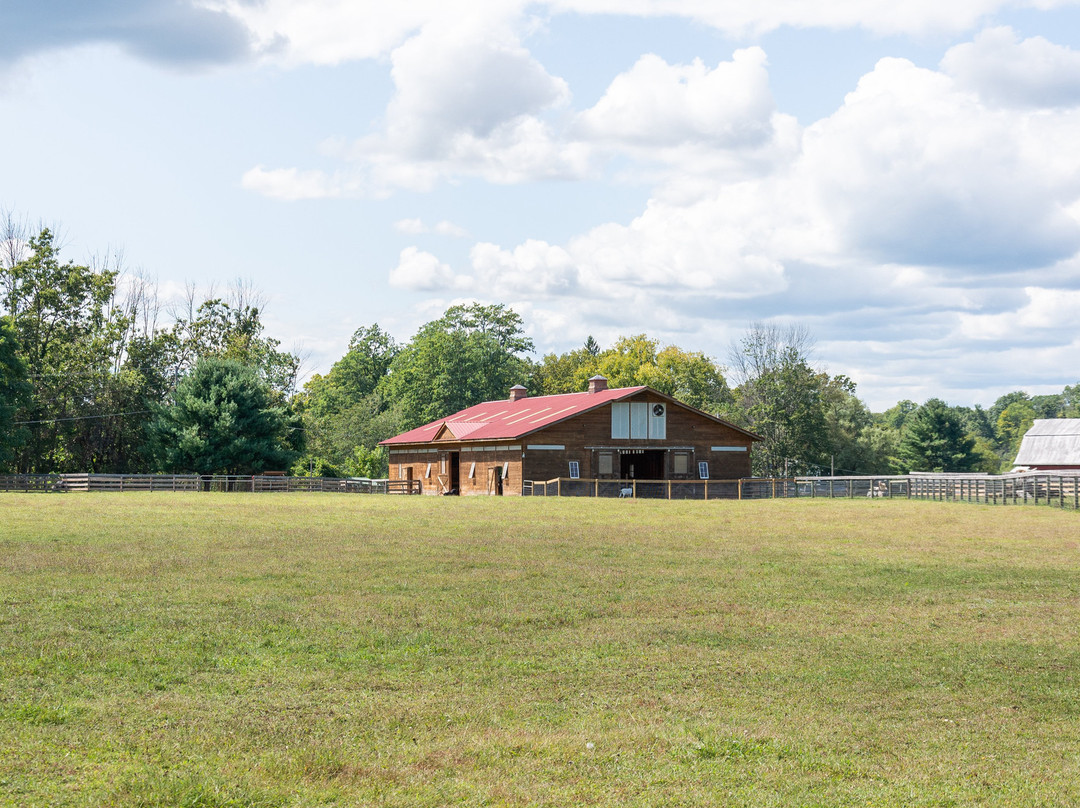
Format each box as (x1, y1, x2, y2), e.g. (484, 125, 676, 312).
(380, 384, 761, 446)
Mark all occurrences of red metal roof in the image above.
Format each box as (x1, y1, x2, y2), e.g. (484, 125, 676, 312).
(381, 387, 647, 445)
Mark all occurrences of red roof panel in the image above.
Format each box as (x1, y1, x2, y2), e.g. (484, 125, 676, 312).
(381, 387, 647, 445)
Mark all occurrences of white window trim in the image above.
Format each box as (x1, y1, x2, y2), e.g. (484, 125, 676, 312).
(698, 461, 710, 480)
(468, 462, 476, 479)
(568, 461, 580, 479)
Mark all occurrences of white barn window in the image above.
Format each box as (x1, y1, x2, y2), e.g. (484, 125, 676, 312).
(698, 461, 709, 479)
(611, 402, 629, 439)
(630, 402, 648, 438)
(568, 461, 580, 479)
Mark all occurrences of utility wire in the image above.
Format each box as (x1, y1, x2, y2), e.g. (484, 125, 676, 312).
(14, 410, 153, 426)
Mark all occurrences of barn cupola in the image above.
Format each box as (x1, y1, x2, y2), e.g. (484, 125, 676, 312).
(508, 384, 529, 402)
(588, 375, 608, 394)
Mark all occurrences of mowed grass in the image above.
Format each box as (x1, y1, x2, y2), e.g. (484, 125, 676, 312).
(1, 495, 1079, 807)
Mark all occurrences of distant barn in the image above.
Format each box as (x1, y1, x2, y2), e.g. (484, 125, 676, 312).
(1012, 419, 1080, 471)
(380, 375, 760, 495)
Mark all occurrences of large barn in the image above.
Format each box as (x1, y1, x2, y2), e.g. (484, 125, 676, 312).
(1012, 419, 1080, 471)
(380, 376, 760, 495)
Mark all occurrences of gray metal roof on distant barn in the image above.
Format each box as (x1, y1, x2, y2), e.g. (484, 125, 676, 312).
(1013, 419, 1080, 467)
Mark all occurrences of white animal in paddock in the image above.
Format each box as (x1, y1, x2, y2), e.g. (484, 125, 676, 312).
(619, 487, 633, 498)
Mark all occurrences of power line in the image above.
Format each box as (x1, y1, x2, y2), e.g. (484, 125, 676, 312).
(14, 410, 153, 426)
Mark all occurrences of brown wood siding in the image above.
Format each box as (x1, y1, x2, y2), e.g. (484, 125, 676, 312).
(522, 392, 752, 482)
(388, 444, 524, 496)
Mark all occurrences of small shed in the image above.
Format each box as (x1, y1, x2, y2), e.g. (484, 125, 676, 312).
(1012, 419, 1080, 471)
(379, 376, 760, 495)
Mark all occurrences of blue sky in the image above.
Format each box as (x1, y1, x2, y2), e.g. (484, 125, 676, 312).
(2, 1, 1080, 410)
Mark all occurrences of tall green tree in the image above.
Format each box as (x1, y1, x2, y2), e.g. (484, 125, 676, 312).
(997, 400, 1036, 460)
(1064, 383, 1080, 417)
(381, 303, 533, 430)
(530, 336, 731, 413)
(898, 398, 979, 472)
(149, 358, 300, 474)
(820, 375, 894, 474)
(166, 286, 300, 398)
(730, 323, 829, 476)
(293, 323, 402, 474)
(529, 340, 602, 396)
(1, 228, 130, 471)
(0, 316, 31, 469)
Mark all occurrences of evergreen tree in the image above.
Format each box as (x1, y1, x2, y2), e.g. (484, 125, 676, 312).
(898, 398, 979, 472)
(150, 358, 299, 474)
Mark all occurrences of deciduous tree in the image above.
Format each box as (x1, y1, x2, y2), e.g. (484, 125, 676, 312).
(0, 316, 30, 469)
(381, 303, 533, 430)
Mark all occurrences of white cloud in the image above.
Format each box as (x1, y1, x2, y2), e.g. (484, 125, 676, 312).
(550, 0, 1059, 36)
(389, 246, 467, 291)
(384, 17, 569, 156)
(219, 1, 1080, 66)
(576, 48, 776, 149)
(942, 26, 1080, 108)
(378, 31, 1080, 406)
(243, 13, 588, 195)
(434, 221, 469, 237)
(470, 240, 579, 296)
(393, 218, 426, 235)
(394, 218, 470, 237)
(955, 287, 1080, 340)
(799, 56, 1080, 269)
(240, 165, 352, 200)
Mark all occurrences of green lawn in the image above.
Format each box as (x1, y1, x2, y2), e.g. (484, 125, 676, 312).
(1, 494, 1078, 806)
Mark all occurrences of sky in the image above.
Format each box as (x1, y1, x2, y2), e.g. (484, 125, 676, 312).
(2, 1, 1080, 411)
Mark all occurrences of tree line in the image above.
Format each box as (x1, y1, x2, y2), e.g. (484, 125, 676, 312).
(2, 222, 1077, 477)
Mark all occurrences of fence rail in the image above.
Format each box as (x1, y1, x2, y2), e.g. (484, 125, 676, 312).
(522, 477, 798, 500)
(0, 474, 422, 495)
(523, 472, 1080, 510)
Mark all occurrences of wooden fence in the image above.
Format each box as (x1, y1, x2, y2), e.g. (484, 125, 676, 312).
(0, 474, 422, 495)
(523, 471, 1080, 510)
(522, 478, 797, 500)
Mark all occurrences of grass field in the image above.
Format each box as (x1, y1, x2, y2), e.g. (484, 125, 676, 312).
(1, 495, 1078, 807)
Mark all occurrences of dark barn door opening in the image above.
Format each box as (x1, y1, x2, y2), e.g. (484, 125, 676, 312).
(449, 452, 461, 493)
(620, 450, 665, 480)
